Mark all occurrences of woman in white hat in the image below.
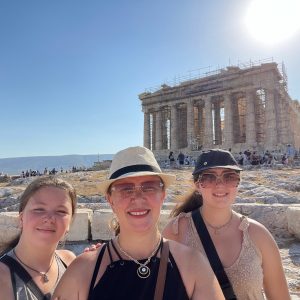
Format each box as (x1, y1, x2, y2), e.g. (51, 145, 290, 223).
(53, 146, 224, 300)
(163, 149, 290, 300)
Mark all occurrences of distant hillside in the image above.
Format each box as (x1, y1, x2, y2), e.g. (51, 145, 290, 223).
(0, 154, 113, 175)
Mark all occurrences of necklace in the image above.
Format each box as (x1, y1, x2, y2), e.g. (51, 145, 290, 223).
(13, 249, 55, 283)
(201, 209, 233, 235)
(115, 236, 162, 279)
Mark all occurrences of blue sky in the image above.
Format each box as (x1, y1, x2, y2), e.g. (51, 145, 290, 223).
(1, 0, 300, 158)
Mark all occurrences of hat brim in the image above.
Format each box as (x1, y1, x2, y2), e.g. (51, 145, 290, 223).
(192, 165, 242, 175)
(98, 171, 176, 194)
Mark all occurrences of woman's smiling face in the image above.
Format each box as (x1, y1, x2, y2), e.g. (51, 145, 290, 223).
(107, 175, 165, 234)
(19, 186, 73, 246)
(195, 168, 239, 209)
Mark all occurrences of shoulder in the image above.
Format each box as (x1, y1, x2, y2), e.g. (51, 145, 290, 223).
(0, 259, 11, 278)
(53, 247, 103, 300)
(163, 212, 191, 240)
(56, 250, 76, 266)
(0, 259, 15, 300)
(245, 217, 279, 252)
(56, 249, 76, 266)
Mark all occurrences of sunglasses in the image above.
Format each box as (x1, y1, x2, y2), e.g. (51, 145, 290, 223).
(110, 181, 164, 198)
(197, 172, 240, 188)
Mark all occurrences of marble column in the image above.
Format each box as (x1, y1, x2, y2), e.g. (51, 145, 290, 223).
(213, 101, 222, 145)
(245, 90, 256, 146)
(223, 94, 233, 148)
(204, 97, 213, 148)
(170, 104, 178, 150)
(265, 89, 277, 148)
(186, 100, 195, 149)
(155, 109, 163, 150)
(143, 111, 151, 149)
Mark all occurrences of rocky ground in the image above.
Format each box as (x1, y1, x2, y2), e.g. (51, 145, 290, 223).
(1, 167, 300, 297)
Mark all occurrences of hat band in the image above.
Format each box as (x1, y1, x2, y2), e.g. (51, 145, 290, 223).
(109, 164, 161, 180)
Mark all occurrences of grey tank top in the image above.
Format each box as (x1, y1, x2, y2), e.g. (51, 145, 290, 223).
(4, 250, 67, 300)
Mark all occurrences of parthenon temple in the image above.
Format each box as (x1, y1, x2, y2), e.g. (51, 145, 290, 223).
(139, 61, 300, 156)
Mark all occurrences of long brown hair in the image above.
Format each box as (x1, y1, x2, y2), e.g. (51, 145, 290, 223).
(1, 176, 77, 255)
(171, 174, 203, 217)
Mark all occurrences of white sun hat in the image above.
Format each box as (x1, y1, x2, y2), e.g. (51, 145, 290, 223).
(98, 146, 176, 194)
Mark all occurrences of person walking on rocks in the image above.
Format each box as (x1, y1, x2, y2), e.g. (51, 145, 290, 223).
(0, 176, 77, 300)
(163, 149, 290, 300)
(53, 146, 224, 300)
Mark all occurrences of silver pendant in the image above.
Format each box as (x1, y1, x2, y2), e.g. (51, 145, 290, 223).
(42, 273, 49, 283)
(137, 265, 150, 279)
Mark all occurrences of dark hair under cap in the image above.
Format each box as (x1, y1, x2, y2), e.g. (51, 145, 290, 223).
(192, 149, 242, 175)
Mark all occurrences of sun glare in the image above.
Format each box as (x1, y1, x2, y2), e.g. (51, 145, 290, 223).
(245, 0, 300, 45)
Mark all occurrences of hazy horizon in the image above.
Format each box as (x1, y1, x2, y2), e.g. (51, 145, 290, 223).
(0, 154, 114, 175)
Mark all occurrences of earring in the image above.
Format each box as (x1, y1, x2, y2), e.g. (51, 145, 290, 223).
(58, 231, 69, 248)
(109, 214, 119, 231)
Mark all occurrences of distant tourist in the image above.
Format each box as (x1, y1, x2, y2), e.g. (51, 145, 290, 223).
(286, 144, 295, 167)
(168, 151, 175, 168)
(177, 152, 185, 167)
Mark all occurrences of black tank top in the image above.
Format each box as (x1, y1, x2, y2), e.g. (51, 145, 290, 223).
(88, 240, 189, 300)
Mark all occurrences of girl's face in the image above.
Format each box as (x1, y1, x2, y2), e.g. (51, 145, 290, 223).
(195, 168, 239, 209)
(19, 186, 73, 247)
(107, 175, 165, 234)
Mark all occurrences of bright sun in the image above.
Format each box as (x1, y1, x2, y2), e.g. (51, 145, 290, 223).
(245, 0, 300, 45)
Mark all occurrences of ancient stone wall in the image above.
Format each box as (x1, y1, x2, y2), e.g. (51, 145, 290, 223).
(139, 62, 300, 155)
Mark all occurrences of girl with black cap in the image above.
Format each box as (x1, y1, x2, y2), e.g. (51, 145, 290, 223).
(52, 146, 224, 300)
(163, 149, 290, 300)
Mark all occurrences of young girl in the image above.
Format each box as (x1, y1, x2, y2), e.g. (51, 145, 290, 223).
(0, 176, 77, 300)
(163, 149, 290, 300)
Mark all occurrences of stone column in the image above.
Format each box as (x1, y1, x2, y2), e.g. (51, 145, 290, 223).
(213, 101, 222, 145)
(223, 94, 233, 148)
(186, 100, 195, 149)
(277, 93, 290, 145)
(143, 111, 151, 149)
(265, 89, 277, 148)
(204, 96, 213, 148)
(245, 90, 256, 146)
(170, 104, 178, 150)
(155, 109, 163, 150)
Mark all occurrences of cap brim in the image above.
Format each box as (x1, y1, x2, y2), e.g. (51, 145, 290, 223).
(192, 165, 242, 175)
(98, 171, 176, 194)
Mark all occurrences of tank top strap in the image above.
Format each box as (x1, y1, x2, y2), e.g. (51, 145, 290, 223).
(238, 215, 250, 231)
(54, 252, 67, 269)
(171, 212, 190, 235)
(238, 215, 252, 246)
(110, 240, 122, 260)
(87, 243, 107, 299)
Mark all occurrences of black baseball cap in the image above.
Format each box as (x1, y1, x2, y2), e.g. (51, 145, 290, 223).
(192, 149, 242, 175)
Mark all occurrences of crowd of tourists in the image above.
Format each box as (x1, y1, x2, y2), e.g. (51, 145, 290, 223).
(166, 145, 299, 170)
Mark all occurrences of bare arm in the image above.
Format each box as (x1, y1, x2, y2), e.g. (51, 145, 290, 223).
(52, 250, 98, 300)
(249, 222, 291, 300)
(0, 262, 15, 300)
(168, 240, 225, 300)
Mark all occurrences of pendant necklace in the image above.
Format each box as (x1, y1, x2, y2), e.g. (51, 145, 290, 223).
(201, 209, 233, 235)
(13, 249, 55, 283)
(115, 236, 162, 279)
